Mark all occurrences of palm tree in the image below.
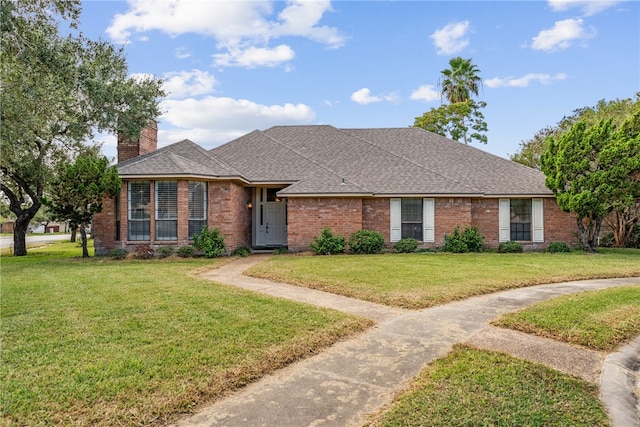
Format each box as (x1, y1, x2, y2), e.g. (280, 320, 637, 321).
(439, 57, 482, 104)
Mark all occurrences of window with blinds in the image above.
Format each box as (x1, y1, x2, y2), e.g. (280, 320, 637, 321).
(156, 181, 178, 240)
(188, 181, 207, 239)
(401, 198, 423, 241)
(510, 199, 532, 241)
(128, 181, 150, 240)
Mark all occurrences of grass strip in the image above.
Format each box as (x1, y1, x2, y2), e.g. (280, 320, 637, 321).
(368, 344, 609, 427)
(1, 242, 371, 426)
(248, 250, 640, 309)
(494, 286, 640, 351)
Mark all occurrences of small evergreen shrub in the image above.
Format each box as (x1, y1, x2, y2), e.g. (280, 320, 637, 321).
(348, 229, 384, 254)
(310, 227, 346, 255)
(599, 232, 615, 248)
(176, 245, 195, 258)
(134, 245, 155, 259)
(193, 226, 226, 258)
(274, 247, 289, 255)
(157, 246, 174, 258)
(231, 246, 252, 257)
(394, 238, 418, 253)
(443, 226, 484, 253)
(498, 241, 523, 253)
(547, 242, 571, 253)
(625, 224, 640, 249)
(108, 248, 128, 260)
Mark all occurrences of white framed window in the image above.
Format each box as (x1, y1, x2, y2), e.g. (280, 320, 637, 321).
(390, 198, 435, 243)
(155, 181, 178, 241)
(499, 198, 544, 242)
(188, 181, 207, 239)
(128, 181, 150, 241)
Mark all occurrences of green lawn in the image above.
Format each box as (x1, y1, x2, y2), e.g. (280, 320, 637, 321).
(495, 286, 640, 351)
(0, 242, 371, 426)
(248, 249, 640, 308)
(367, 345, 609, 427)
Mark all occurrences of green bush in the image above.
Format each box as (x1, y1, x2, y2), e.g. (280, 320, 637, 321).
(108, 248, 128, 260)
(156, 246, 174, 258)
(193, 227, 226, 258)
(274, 247, 289, 255)
(348, 229, 384, 254)
(599, 232, 615, 248)
(625, 224, 640, 249)
(176, 245, 195, 258)
(443, 226, 484, 253)
(231, 246, 252, 257)
(310, 227, 346, 255)
(393, 238, 418, 253)
(498, 241, 523, 253)
(547, 242, 571, 253)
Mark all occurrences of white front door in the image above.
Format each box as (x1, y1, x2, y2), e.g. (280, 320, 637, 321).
(255, 188, 287, 247)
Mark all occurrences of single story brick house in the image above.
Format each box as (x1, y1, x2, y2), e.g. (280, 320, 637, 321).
(93, 124, 576, 254)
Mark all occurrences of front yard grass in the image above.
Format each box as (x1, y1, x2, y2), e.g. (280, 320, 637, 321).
(248, 249, 640, 309)
(0, 242, 371, 426)
(367, 344, 609, 427)
(495, 286, 640, 351)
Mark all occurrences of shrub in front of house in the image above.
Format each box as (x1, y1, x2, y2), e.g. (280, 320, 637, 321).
(176, 245, 195, 258)
(599, 232, 615, 248)
(393, 238, 418, 253)
(108, 248, 128, 260)
(310, 227, 346, 255)
(498, 241, 523, 253)
(348, 229, 384, 254)
(231, 246, 252, 257)
(193, 227, 227, 258)
(157, 246, 174, 258)
(547, 242, 571, 253)
(443, 226, 484, 253)
(274, 247, 289, 255)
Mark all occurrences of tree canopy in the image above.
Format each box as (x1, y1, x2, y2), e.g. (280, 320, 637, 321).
(44, 152, 121, 257)
(414, 57, 487, 144)
(541, 113, 640, 252)
(0, 0, 164, 255)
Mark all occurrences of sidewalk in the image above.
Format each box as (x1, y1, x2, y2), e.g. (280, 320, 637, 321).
(171, 256, 640, 427)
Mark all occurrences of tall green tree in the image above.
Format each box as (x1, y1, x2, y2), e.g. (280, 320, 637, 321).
(511, 95, 640, 169)
(414, 57, 487, 144)
(0, 0, 164, 256)
(541, 116, 640, 252)
(44, 153, 121, 257)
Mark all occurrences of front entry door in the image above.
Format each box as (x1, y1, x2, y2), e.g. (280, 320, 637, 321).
(255, 188, 287, 247)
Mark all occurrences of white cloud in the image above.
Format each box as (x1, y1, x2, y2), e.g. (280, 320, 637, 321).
(485, 73, 568, 88)
(175, 46, 191, 59)
(531, 18, 595, 51)
(159, 96, 315, 148)
(410, 85, 440, 102)
(430, 20, 470, 55)
(213, 45, 295, 68)
(351, 88, 381, 105)
(548, 0, 624, 16)
(106, 0, 343, 68)
(162, 70, 217, 99)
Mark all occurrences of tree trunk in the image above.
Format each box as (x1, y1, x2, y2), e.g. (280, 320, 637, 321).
(70, 223, 77, 243)
(12, 214, 30, 256)
(80, 222, 89, 258)
(576, 217, 596, 253)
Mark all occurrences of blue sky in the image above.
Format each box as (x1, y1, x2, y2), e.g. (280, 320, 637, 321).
(80, 0, 640, 161)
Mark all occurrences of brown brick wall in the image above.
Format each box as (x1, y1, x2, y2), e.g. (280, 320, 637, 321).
(208, 182, 252, 249)
(287, 197, 363, 251)
(363, 198, 390, 242)
(117, 121, 158, 163)
(544, 198, 577, 246)
(471, 198, 500, 248)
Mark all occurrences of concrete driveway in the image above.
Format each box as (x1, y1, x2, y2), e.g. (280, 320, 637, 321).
(0, 233, 72, 250)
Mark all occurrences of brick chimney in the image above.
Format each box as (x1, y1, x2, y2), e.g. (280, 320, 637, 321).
(117, 120, 158, 163)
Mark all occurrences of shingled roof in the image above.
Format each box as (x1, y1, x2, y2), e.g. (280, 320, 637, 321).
(118, 126, 552, 197)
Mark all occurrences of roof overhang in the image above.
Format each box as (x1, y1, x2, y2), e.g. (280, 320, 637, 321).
(119, 174, 251, 184)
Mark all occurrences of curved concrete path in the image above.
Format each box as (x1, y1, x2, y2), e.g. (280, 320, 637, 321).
(171, 256, 640, 427)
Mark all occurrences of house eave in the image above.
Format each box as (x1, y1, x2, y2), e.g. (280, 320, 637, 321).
(119, 174, 251, 184)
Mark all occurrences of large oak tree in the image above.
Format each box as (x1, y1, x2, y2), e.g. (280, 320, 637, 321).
(0, 0, 164, 255)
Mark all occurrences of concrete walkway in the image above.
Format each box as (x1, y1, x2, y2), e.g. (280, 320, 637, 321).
(171, 256, 640, 427)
